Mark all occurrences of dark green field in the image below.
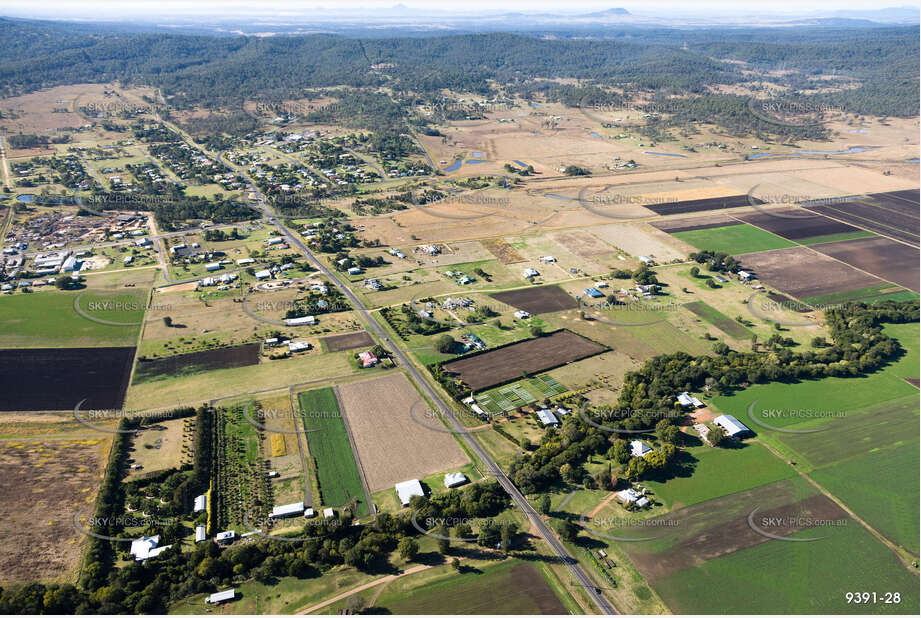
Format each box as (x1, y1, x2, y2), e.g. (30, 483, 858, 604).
(298, 387, 369, 516)
(671, 223, 797, 255)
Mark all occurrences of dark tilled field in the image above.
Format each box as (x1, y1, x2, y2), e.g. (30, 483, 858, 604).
(810, 236, 920, 293)
(870, 189, 920, 217)
(646, 194, 760, 217)
(804, 193, 919, 246)
(651, 213, 738, 234)
(737, 246, 883, 301)
(133, 342, 260, 384)
(734, 210, 862, 240)
(490, 285, 579, 314)
(0, 346, 135, 411)
(322, 330, 374, 352)
(441, 329, 606, 391)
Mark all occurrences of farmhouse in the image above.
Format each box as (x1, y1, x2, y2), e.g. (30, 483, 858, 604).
(270, 502, 305, 518)
(540, 255, 557, 263)
(206, 589, 236, 605)
(347, 266, 362, 275)
(676, 391, 704, 408)
(738, 270, 753, 281)
(323, 508, 335, 518)
(444, 472, 468, 488)
(714, 414, 752, 439)
(195, 526, 207, 543)
(536, 408, 559, 426)
(523, 267, 539, 278)
(130, 535, 172, 561)
(193, 494, 207, 513)
(285, 315, 316, 326)
(514, 310, 531, 319)
(630, 440, 653, 458)
(215, 530, 236, 544)
(395, 478, 425, 506)
(616, 488, 650, 508)
(358, 350, 378, 367)
(287, 340, 312, 352)
(638, 256, 654, 265)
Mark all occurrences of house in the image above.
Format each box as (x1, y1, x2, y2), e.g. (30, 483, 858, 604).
(457, 276, 473, 285)
(206, 589, 236, 605)
(540, 255, 556, 263)
(271, 502, 305, 518)
(738, 270, 753, 281)
(444, 472, 468, 488)
(304, 508, 315, 518)
(630, 440, 653, 458)
(254, 269, 271, 280)
(130, 536, 162, 560)
(513, 310, 531, 319)
(200, 277, 217, 287)
(266, 237, 284, 245)
(584, 287, 604, 298)
(285, 315, 316, 326)
(594, 281, 609, 288)
(323, 507, 335, 518)
(347, 267, 362, 275)
(714, 414, 751, 439)
(638, 256, 654, 265)
(616, 488, 641, 504)
(288, 341, 311, 352)
(195, 526, 207, 543)
(536, 408, 559, 426)
(358, 350, 378, 367)
(193, 494, 207, 513)
(395, 479, 425, 506)
(677, 391, 704, 408)
(123, 255, 133, 265)
(523, 267, 539, 278)
(215, 530, 236, 544)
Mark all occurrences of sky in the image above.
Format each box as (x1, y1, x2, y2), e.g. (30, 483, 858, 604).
(1, 0, 917, 20)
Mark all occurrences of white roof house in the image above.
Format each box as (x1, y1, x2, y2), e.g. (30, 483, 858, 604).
(738, 270, 753, 280)
(193, 494, 207, 513)
(270, 502, 305, 518)
(215, 530, 236, 543)
(616, 488, 641, 504)
(323, 507, 335, 518)
(514, 310, 531, 319)
(288, 341, 312, 352)
(285, 315, 316, 326)
(677, 391, 704, 408)
(130, 535, 161, 560)
(536, 408, 559, 426)
(523, 267, 539, 278)
(206, 589, 236, 604)
(638, 255, 654, 264)
(395, 479, 425, 506)
(266, 237, 284, 245)
(195, 526, 207, 543)
(630, 440, 653, 458)
(444, 472, 468, 488)
(254, 269, 271, 280)
(714, 414, 751, 439)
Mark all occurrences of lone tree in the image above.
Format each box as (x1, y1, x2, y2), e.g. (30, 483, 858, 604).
(398, 537, 419, 561)
(538, 493, 552, 515)
(556, 519, 580, 542)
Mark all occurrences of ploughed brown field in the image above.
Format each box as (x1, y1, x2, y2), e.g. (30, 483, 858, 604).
(802, 190, 920, 246)
(810, 236, 920, 293)
(645, 194, 761, 216)
(0, 347, 135, 411)
(132, 342, 260, 384)
(490, 285, 579, 314)
(734, 209, 864, 240)
(441, 329, 607, 391)
(321, 330, 374, 352)
(737, 246, 884, 301)
(651, 214, 738, 234)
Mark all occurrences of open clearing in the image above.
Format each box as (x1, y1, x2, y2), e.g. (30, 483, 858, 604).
(336, 373, 469, 493)
(133, 342, 261, 384)
(736, 245, 884, 301)
(321, 330, 374, 352)
(440, 329, 607, 391)
(683, 301, 753, 339)
(480, 238, 525, 264)
(0, 346, 135, 411)
(489, 285, 579, 314)
(671, 223, 797, 255)
(0, 423, 110, 584)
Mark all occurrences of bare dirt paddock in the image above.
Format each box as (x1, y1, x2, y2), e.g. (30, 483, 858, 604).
(737, 246, 883, 301)
(810, 236, 920, 293)
(490, 285, 579, 314)
(322, 331, 374, 352)
(336, 373, 468, 492)
(441, 329, 608, 391)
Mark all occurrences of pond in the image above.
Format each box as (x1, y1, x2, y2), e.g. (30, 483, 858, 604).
(443, 159, 463, 172)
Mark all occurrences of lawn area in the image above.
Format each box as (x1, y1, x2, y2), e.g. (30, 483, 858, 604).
(671, 223, 796, 255)
(0, 287, 146, 347)
(683, 300, 754, 339)
(298, 387, 369, 517)
(651, 520, 919, 614)
(811, 443, 919, 554)
(643, 442, 796, 510)
(368, 560, 570, 615)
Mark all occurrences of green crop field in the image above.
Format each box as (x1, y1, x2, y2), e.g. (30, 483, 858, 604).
(373, 560, 569, 615)
(651, 520, 919, 614)
(800, 283, 905, 307)
(643, 442, 796, 510)
(811, 443, 920, 554)
(474, 374, 568, 414)
(0, 288, 146, 347)
(671, 223, 797, 255)
(298, 387, 369, 517)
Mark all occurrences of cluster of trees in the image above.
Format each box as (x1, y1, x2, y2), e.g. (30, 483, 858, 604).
(689, 250, 739, 273)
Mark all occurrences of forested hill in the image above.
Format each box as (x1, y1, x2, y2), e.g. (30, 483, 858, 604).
(0, 17, 917, 116)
